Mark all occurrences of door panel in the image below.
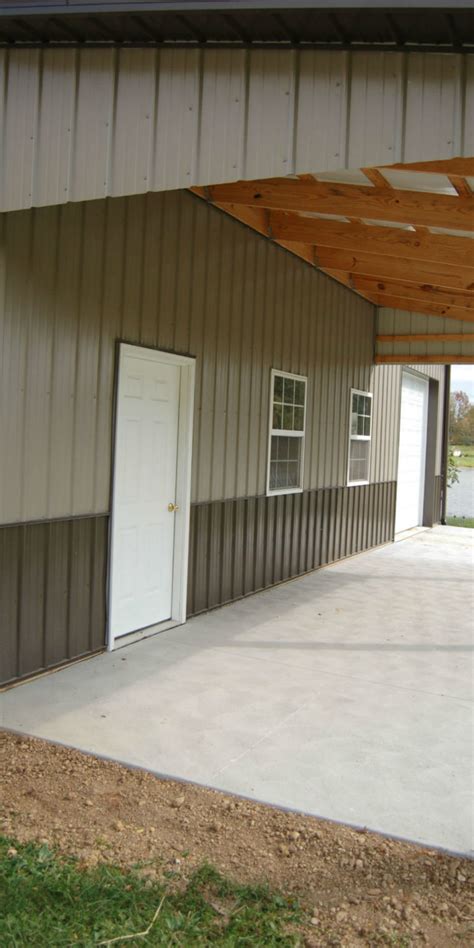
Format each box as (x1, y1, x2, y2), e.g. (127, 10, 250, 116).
(110, 349, 181, 638)
(395, 372, 429, 534)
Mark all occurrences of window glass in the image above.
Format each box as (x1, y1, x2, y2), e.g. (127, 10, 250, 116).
(268, 372, 306, 494)
(348, 390, 372, 484)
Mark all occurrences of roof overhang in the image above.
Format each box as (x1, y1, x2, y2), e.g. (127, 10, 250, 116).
(192, 158, 474, 364)
(0, 2, 472, 52)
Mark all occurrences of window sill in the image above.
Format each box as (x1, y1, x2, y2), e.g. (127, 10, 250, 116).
(266, 487, 304, 497)
(347, 480, 370, 487)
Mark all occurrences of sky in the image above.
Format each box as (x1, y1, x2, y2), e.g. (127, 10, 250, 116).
(450, 364, 474, 400)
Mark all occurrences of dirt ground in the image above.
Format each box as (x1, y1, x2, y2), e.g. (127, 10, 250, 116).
(1, 729, 472, 947)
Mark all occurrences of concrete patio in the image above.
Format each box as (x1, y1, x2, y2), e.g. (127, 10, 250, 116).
(1, 526, 473, 856)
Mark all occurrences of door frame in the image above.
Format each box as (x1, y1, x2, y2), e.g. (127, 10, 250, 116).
(107, 342, 195, 651)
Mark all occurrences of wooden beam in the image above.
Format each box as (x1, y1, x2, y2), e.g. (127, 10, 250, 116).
(259, 211, 474, 268)
(312, 248, 473, 292)
(361, 167, 391, 188)
(371, 294, 474, 323)
(376, 354, 474, 365)
(448, 175, 473, 198)
(347, 275, 474, 310)
(377, 333, 474, 343)
(385, 158, 474, 177)
(207, 178, 474, 231)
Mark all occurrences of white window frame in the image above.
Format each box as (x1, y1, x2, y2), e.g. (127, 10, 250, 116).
(347, 387, 373, 487)
(266, 368, 307, 497)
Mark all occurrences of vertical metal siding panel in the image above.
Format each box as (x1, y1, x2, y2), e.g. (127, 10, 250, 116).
(208, 501, 223, 608)
(245, 239, 267, 499)
(68, 518, 93, 658)
(347, 53, 404, 169)
(245, 50, 296, 180)
(44, 520, 70, 667)
(188, 197, 209, 504)
(295, 51, 348, 174)
(22, 206, 58, 521)
(222, 220, 246, 501)
(35, 51, 77, 208)
(210, 217, 234, 501)
(3, 50, 41, 212)
(89, 517, 108, 652)
(71, 50, 115, 203)
(404, 54, 463, 162)
(152, 50, 200, 192)
(18, 523, 46, 677)
(465, 56, 474, 159)
(232, 498, 245, 599)
(1, 212, 29, 523)
(111, 49, 157, 198)
(186, 505, 197, 616)
(93, 198, 127, 513)
(254, 495, 267, 591)
(198, 50, 246, 184)
(71, 201, 106, 515)
(193, 504, 210, 614)
(47, 203, 84, 518)
(197, 208, 221, 502)
(244, 497, 257, 595)
(121, 195, 146, 343)
(220, 500, 234, 603)
(0, 526, 20, 683)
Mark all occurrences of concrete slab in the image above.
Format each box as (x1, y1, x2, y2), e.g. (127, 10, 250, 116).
(1, 526, 473, 856)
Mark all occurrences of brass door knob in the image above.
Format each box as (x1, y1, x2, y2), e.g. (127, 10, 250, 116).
(168, 502, 180, 512)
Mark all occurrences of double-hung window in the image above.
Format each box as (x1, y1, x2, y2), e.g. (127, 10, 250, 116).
(348, 389, 372, 485)
(267, 369, 307, 495)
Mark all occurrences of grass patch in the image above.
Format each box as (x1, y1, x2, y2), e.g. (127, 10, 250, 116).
(450, 445, 474, 468)
(0, 836, 303, 946)
(446, 515, 474, 529)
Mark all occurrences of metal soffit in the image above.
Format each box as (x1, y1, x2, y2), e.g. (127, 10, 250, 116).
(0, 3, 473, 51)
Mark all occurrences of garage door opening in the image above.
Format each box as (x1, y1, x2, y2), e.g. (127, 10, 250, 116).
(395, 372, 429, 535)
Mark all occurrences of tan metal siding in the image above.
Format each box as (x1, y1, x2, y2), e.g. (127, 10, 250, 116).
(0, 190, 377, 524)
(1, 48, 472, 213)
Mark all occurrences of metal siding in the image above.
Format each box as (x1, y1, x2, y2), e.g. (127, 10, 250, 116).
(1, 190, 378, 524)
(1, 48, 472, 212)
(187, 482, 396, 617)
(0, 516, 107, 686)
(376, 309, 474, 363)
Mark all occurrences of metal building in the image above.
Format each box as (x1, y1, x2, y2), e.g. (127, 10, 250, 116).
(1, 2, 473, 686)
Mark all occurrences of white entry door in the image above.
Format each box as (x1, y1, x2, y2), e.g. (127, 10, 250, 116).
(395, 372, 429, 534)
(109, 345, 190, 641)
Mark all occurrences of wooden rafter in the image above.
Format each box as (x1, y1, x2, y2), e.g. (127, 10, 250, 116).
(384, 158, 474, 177)
(334, 275, 474, 311)
(311, 249, 471, 292)
(249, 211, 474, 269)
(206, 179, 474, 232)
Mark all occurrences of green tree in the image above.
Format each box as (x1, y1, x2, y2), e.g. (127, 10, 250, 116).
(449, 390, 474, 445)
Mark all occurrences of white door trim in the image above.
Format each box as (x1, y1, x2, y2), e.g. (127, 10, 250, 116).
(107, 343, 195, 651)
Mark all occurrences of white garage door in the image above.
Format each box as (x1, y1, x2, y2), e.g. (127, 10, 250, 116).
(395, 372, 429, 535)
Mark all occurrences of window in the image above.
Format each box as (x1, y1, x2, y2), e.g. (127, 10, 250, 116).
(267, 370, 307, 495)
(348, 389, 373, 485)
